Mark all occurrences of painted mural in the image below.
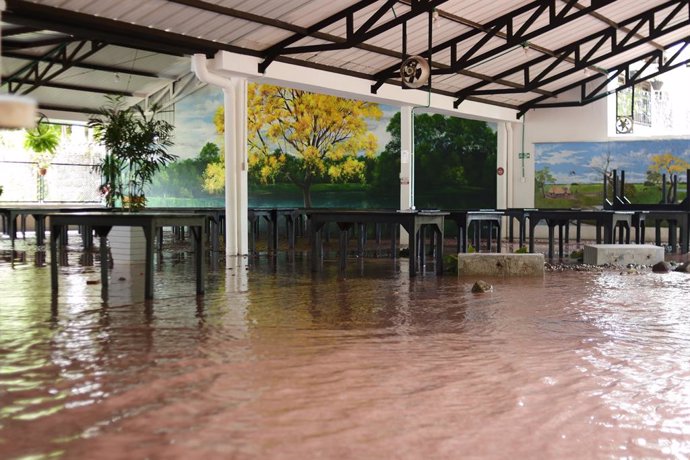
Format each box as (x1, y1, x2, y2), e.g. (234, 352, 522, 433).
(535, 139, 690, 208)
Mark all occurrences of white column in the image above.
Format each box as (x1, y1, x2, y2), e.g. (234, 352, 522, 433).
(223, 87, 238, 257)
(233, 77, 249, 256)
(399, 105, 413, 246)
(224, 78, 249, 258)
(496, 122, 508, 210)
(506, 122, 515, 209)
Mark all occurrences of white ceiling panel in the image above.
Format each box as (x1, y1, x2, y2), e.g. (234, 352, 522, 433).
(1, 0, 686, 116)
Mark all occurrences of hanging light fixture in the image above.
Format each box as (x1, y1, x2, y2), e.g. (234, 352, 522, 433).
(0, 0, 37, 129)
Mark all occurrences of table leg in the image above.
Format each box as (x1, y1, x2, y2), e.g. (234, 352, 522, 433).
(311, 222, 322, 272)
(193, 226, 205, 295)
(143, 225, 155, 299)
(435, 224, 444, 275)
(496, 221, 502, 253)
(50, 224, 59, 293)
(408, 225, 417, 277)
(100, 234, 109, 300)
(338, 223, 351, 272)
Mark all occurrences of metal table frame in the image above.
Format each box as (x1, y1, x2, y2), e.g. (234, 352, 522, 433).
(527, 210, 634, 259)
(445, 210, 503, 253)
(247, 208, 299, 255)
(49, 212, 206, 299)
(306, 209, 448, 276)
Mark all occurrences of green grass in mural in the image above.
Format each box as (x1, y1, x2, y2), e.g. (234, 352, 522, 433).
(535, 183, 688, 208)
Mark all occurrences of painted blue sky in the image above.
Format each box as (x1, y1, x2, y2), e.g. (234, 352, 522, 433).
(170, 85, 224, 159)
(536, 139, 690, 184)
(170, 85, 398, 160)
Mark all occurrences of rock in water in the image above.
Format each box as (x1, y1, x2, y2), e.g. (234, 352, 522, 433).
(675, 262, 690, 273)
(471, 280, 493, 293)
(652, 261, 672, 273)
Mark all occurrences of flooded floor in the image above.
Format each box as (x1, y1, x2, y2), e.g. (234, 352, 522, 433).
(2, 234, 690, 459)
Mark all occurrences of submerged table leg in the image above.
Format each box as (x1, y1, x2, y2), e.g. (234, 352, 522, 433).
(50, 224, 60, 293)
(100, 235, 108, 300)
(143, 225, 155, 299)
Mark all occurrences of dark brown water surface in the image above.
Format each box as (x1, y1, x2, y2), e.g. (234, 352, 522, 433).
(2, 237, 690, 459)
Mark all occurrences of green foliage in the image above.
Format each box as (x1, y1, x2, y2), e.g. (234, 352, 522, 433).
(443, 254, 458, 274)
(514, 246, 528, 253)
(89, 95, 176, 208)
(369, 112, 497, 208)
(570, 249, 584, 261)
(149, 142, 221, 199)
(24, 116, 61, 168)
(535, 167, 556, 198)
(208, 84, 382, 207)
(645, 169, 661, 186)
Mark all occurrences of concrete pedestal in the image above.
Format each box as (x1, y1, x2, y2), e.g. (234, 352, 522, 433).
(109, 226, 146, 265)
(583, 244, 664, 266)
(457, 253, 544, 276)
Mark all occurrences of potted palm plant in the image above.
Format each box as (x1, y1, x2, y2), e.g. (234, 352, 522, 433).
(89, 96, 176, 210)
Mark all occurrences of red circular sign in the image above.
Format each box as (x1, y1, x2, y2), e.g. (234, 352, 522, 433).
(496, 167, 505, 176)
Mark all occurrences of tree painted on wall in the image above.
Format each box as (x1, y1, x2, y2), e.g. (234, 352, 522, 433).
(648, 152, 690, 178)
(535, 167, 556, 198)
(370, 112, 497, 209)
(204, 84, 382, 207)
(647, 152, 690, 202)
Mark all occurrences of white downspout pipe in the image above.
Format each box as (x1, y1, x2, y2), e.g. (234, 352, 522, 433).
(191, 54, 241, 258)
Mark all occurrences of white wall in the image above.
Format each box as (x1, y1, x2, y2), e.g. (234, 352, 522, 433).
(512, 88, 610, 208)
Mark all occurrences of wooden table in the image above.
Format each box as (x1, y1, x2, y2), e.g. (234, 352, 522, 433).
(305, 209, 448, 276)
(49, 212, 206, 299)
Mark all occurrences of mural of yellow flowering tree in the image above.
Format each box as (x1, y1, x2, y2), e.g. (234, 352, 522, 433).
(204, 84, 382, 207)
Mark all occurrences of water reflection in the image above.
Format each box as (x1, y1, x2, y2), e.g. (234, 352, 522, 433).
(3, 238, 690, 458)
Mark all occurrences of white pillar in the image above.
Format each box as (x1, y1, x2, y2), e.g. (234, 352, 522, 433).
(223, 78, 249, 258)
(233, 78, 249, 256)
(223, 87, 238, 256)
(191, 54, 249, 259)
(506, 122, 515, 209)
(399, 105, 413, 246)
(496, 122, 509, 210)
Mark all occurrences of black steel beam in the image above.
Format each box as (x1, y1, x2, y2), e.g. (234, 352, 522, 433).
(258, 0, 448, 73)
(2, 36, 75, 50)
(3, 51, 164, 78)
(4, 40, 108, 95)
(38, 103, 99, 115)
(1, 25, 38, 37)
(3, 0, 251, 57)
(455, 0, 690, 107)
(517, 36, 690, 116)
(0, 77, 134, 97)
(371, 0, 614, 92)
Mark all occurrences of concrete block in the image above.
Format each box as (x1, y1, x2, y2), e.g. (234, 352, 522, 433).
(109, 226, 146, 265)
(583, 244, 664, 266)
(457, 253, 544, 277)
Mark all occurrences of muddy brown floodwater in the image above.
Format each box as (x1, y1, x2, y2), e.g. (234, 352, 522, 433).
(2, 236, 690, 459)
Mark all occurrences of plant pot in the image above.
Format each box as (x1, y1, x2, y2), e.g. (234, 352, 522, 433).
(122, 195, 146, 211)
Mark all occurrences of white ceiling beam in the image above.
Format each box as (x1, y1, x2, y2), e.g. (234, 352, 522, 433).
(211, 51, 518, 123)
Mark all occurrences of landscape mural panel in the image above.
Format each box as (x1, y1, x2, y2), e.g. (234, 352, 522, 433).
(535, 139, 690, 208)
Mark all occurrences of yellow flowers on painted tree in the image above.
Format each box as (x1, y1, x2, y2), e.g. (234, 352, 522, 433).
(206, 84, 382, 207)
(649, 152, 690, 177)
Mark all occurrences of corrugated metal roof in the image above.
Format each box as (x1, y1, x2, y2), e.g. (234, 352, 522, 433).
(2, 0, 689, 117)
